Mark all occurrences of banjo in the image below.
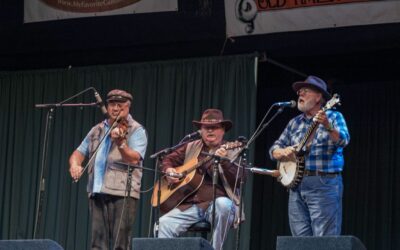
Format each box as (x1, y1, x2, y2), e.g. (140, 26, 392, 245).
(277, 94, 341, 189)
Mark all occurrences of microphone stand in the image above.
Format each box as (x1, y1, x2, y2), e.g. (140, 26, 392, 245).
(150, 136, 198, 238)
(199, 152, 229, 239)
(33, 87, 99, 239)
(112, 161, 156, 249)
(229, 105, 287, 250)
(232, 146, 247, 250)
(211, 156, 220, 236)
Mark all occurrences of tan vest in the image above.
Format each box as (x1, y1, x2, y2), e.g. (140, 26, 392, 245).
(87, 115, 144, 199)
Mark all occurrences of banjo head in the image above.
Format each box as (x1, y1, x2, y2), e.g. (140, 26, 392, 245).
(278, 161, 298, 186)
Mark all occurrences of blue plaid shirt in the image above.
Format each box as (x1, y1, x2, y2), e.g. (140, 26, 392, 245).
(269, 110, 350, 172)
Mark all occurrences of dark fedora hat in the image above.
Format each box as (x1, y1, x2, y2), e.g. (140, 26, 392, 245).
(106, 89, 133, 102)
(192, 109, 233, 131)
(292, 75, 331, 100)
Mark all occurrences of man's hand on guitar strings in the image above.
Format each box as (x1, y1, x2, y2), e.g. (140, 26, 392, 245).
(165, 167, 181, 184)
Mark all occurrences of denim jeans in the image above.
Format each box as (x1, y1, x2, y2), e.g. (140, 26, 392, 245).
(157, 197, 235, 250)
(288, 175, 343, 236)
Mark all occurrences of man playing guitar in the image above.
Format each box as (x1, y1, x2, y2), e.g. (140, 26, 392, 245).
(270, 76, 350, 236)
(157, 109, 245, 250)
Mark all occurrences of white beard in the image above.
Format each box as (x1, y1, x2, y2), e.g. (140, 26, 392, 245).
(298, 99, 316, 113)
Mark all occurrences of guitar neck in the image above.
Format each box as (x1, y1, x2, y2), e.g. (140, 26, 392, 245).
(185, 156, 212, 174)
(181, 141, 243, 174)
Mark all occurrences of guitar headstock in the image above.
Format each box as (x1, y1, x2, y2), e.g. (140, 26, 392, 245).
(222, 140, 244, 150)
(323, 93, 341, 111)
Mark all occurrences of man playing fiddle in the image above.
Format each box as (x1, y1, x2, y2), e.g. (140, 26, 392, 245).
(69, 89, 148, 249)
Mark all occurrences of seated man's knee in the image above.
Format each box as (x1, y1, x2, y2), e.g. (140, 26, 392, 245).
(157, 216, 176, 237)
(215, 197, 234, 214)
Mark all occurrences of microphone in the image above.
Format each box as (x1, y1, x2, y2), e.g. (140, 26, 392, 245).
(94, 89, 108, 117)
(274, 100, 296, 108)
(249, 167, 281, 177)
(184, 130, 202, 140)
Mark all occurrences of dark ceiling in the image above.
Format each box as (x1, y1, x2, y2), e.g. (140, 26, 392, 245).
(1, 0, 399, 71)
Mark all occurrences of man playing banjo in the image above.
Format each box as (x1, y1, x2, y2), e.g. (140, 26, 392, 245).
(269, 75, 350, 236)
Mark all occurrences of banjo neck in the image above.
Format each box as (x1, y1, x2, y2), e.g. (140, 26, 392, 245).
(295, 117, 319, 156)
(295, 102, 333, 156)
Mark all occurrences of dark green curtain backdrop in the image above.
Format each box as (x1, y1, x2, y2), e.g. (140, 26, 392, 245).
(0, 54, 257, 250)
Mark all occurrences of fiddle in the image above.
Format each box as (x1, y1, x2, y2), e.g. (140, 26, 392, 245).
(111, 117, 129, 147)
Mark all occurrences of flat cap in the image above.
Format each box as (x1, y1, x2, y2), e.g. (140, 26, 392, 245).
(106, 89, 133, 102)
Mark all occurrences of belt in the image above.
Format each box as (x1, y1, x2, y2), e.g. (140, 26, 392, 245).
(303, 170, 340, 177)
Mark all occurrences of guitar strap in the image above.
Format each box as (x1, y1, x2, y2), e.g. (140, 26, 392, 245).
(217, 164, 240, 206)
(218, 161, 245, 227)
(184, 140, 204, 165)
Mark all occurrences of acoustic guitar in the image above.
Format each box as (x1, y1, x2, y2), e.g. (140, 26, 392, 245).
(151, 141, 243, 213)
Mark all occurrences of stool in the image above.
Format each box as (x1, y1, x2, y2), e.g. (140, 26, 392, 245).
(187, 221, 211, 239)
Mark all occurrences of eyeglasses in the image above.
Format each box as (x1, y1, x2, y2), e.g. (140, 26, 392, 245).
(296, 88, 314, 96)
(108, 102, 128, 108)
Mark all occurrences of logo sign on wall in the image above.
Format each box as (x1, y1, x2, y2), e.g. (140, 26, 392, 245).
(227, 0, 400, 36)
(24, 0, 178, 23)
(40, 0, 143, 13)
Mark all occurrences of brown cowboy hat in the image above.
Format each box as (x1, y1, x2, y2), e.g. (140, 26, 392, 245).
(192, 109, 233, 131)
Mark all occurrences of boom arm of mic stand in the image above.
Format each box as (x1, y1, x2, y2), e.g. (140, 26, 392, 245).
(35, 102, 98, 108)
(150, 136, 196, 159)
(230, 107, 285, 164)
(252, 107, 284, 142)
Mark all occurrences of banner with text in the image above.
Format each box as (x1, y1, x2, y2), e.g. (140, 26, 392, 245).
(226, 0, 400, 36)
(24, 0, 178, 23)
